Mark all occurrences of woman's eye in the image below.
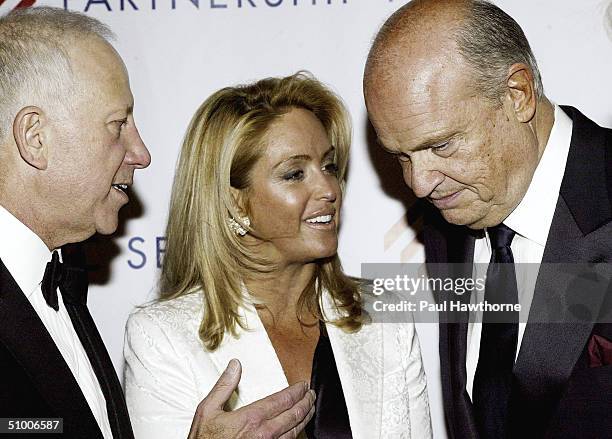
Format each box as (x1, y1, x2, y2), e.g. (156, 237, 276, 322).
(283, 170, 304, 181)
(323, 163, 339, 174)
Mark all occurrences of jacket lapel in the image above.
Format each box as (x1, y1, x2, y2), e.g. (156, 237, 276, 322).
(434, 229, 479, 439)
(423, 204, 479, 438)
(323, 293, 383, 439)
(514, 198, 611, 396)
(514, 106, 612, 410)
(207, 293, 386, 439)
(0, 259, 103, 438)
(207, 301, 289, 409)
(62, 243, 134, 439)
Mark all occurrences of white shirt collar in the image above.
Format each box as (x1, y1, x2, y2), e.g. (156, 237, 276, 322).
(503, 105, 573, 246)
(0, 204, 52, 298)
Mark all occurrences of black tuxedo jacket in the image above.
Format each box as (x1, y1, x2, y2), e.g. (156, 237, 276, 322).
(0, 250, 134, 439)
(423, 107, 612, 439)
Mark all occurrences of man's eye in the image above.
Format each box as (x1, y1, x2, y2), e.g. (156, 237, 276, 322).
(115, 119, 128, 131)
(432, 143, 449, 152)
(283, 170, 304, 181)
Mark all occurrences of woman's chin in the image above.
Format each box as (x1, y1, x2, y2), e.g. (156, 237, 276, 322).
(311, 246, 339, 262)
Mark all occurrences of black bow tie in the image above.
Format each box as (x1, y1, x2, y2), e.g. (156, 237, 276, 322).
(41, 251, 88, 310)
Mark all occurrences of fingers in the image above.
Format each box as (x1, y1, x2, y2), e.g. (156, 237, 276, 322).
(264, 389, 316, 438)
(277, 395, 316, 439)
(243, 381, 310, 420)
(200, 359, 242, 411)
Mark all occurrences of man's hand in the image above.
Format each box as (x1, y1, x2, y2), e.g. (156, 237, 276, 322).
(188, 359, 316, 439)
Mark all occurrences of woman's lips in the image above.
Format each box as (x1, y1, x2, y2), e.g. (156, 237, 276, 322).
(303, 214, 336, 230)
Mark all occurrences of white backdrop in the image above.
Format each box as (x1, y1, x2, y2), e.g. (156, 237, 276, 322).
(21, 0, 612, 437)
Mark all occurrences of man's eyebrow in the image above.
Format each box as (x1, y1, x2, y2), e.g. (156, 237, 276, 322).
(376, 138, 402, 155)
(379, 132, 457, 154)
(109, 104, 134, 119)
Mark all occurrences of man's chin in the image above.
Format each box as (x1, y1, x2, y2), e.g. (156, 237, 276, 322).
(440, 208, 484, 229)
(95, 218, 120, 236)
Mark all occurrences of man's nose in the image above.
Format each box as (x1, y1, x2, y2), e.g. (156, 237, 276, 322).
(403, 157, 443, 198)
(124, 124, 151, 169)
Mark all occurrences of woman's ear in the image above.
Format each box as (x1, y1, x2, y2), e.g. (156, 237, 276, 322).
(13, 106, 48, 170)
(230, 186, 249, 217)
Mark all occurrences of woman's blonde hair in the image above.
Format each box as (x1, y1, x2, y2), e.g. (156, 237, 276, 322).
(160, 72, 363, 350)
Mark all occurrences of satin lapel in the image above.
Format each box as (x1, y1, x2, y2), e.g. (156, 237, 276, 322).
(207, 302, 289, 408)
(515, 107, 612, 405)
(61, 243, 133, 437)
(557, 106, 612, 234)
(64, 300, 134, 439)
(426, 225, 478, 439)
(0, 259, 102, 438)
(323, 294, 382, 439)
(444, 232, 479, 439)
(514, 199, 612, 400)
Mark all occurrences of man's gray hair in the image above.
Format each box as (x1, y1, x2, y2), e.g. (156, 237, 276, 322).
(455, 0, 544, 101)
(0, 7, 114, 139)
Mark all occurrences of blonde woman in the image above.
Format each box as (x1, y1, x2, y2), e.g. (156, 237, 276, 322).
(123, 73, 432, 439)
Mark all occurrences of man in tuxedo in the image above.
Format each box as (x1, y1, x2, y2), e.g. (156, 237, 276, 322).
(364, 0, 612, 438)
(0, 8, 149, 438)
(0, 7, 314, 439)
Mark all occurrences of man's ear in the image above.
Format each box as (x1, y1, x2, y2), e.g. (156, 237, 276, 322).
(13, 106, 47, 170)
(505, 63, 537, 124)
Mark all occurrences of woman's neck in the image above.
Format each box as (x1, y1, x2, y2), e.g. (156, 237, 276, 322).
(244, 262, 317, 325)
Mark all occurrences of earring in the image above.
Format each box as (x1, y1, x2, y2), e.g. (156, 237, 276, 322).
(227, 216, 250, 236)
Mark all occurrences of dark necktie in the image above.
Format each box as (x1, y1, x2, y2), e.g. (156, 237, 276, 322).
(472, 224, 519, 439)
(305, 322, 352, 439)
(41, 250, 134, 439)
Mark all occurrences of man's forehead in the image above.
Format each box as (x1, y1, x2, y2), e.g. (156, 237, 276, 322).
(373, 53, 457, 103)
(65, 37, 132, 106)
(368, 72, 477, 152)
(67, 37, 127, 82)
(367, 66, 472, 124)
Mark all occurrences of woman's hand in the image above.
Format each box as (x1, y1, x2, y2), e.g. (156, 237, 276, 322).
(188, 359, 315, 439)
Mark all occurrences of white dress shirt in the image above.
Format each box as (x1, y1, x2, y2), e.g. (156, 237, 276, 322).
(466, 105, 574, 398)
(0, 205, 113, 439)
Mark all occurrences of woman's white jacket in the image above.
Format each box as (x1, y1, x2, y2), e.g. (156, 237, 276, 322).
(123, 289, 432, 439)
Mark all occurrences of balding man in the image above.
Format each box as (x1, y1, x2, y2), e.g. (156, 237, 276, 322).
(365, 1, 612, 438)
(0, 8, 150, 438)
(0, 7, 313, 439)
